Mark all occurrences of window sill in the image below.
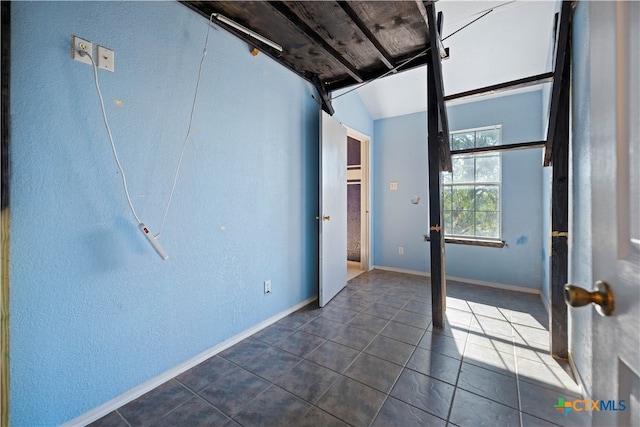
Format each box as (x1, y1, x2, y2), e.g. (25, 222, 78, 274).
(423, 235, 506, 248)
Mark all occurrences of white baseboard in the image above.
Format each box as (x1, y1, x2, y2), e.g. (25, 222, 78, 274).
(372, 265, 430, 277)
(64, 295, 318, 427)
(568, 351, 587, 399)
(447, 274, 540, 295)
(372, 265, 540, 295)
(540, 293, 551, 314)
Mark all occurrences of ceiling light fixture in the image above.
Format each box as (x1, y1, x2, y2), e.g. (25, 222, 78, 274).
(213, 13, 283, 52)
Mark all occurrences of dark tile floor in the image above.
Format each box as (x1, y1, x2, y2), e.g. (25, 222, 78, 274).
(91, 270, 588, 427)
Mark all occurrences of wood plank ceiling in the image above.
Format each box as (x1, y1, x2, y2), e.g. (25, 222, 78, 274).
(182, 1, 435, 100)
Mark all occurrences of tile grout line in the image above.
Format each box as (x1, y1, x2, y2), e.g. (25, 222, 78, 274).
(98, 273, 558, 427)
(510, 311, 525, 427)
(219, 290, 512, 425)
(300, 282, 399, 426)
(365, 286, 435, 427)
(181, 357, 276, 424)
(444, 300, 473, 426)
(342, 279, 442, 424)
(191, 329, 331, 424)
(114, 409, 132, 427)
(246, 314, 353, 423)
(286, 287, 377, 427)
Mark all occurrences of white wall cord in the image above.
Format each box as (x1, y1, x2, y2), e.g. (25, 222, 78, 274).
(156, 12, 215, 237)
(86, 51, 142, 225)
(85, 12, 215, 237)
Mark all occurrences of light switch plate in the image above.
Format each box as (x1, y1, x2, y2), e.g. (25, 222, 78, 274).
(97, 45, 115, 72)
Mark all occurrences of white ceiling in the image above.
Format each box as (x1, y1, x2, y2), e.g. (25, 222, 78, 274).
(352, 0, 560, 120)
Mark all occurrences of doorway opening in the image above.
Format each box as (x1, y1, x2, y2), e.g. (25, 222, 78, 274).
(346, 129, 370, 281)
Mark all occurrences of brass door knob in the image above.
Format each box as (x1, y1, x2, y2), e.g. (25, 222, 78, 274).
(563, 281, 614, 316)
(315, 215, 331, 221)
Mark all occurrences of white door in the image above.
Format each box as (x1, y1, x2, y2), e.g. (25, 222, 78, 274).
(571, 1, 640, 425)
(319, 111, 347, 307)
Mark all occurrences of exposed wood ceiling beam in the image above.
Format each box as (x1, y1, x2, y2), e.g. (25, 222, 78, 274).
(336, 1, 396, 71)
(544, 1, 572, 166)
(266, 1, 364, 83)
(444, 72, 555, 103)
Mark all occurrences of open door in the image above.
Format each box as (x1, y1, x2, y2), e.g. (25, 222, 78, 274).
(567, 2, 639, 424)
(346, 129, 371, 277)
(319, 111, 347, 307)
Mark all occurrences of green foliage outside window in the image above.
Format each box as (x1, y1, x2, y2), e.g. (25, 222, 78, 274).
(443, 127, 501, 239)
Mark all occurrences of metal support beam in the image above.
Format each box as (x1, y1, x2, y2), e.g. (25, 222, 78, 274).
(451, 140, 546, 156)
(336, 1, 396, 71)
(444, 72, 554, 103)
(427, 50, 446, 330)
(416, 2, 448, 60)
(544, 1, 572, 166)
(1, 3, 10, 426)
(425, 3, 452, 172)
(312, 77, 335, 116)
(549, 19, 571, 360)
(422, 1, 450, 329)
(266, 1, 364, 83)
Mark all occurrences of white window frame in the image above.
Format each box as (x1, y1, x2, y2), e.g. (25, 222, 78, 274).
(443, 125, 503, 242)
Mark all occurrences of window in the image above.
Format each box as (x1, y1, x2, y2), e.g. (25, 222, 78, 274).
(443, 126, 502, 241)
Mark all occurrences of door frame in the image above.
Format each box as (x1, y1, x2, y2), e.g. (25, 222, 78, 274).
(345, 126, 371, 272)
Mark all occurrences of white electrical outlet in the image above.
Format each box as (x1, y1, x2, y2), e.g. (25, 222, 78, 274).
(398, 246, 404, 255)
(97, 45, 115, 72)
(390, 182, 398, 191)
(264, 280, 272, 294)
(71, 35, 93, 65)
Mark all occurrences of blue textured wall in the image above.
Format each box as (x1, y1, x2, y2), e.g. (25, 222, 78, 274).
(372, 91, 544, 289)
(10, 2, 319, 425)
(373, 112, 429, 271)
(332, 90, 374, 138)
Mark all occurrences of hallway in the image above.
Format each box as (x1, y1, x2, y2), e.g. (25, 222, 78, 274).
(91, 270, 587, 426)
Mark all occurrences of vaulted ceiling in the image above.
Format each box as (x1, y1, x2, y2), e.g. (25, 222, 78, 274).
(356, 1, 560, 119)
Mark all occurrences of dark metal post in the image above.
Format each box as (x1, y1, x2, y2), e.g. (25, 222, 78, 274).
(549, 21, 571, 359)
(1, 2, 11, 425)
(427, 55, 446, 329)
(544, 1, 572, 166)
